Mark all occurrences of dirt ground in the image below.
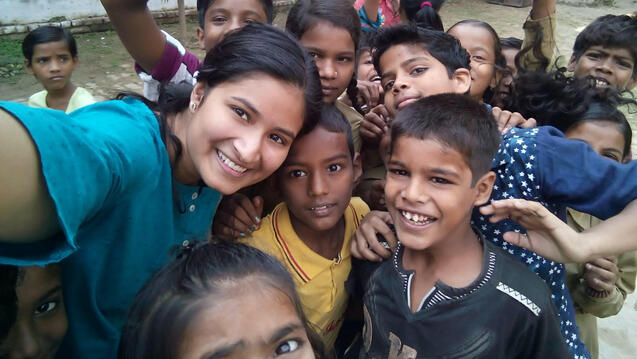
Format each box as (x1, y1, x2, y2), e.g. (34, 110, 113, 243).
(0, 0, 635, 356)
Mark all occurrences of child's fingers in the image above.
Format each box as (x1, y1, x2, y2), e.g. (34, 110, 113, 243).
(213, 211, 253, 236)
(230, 194, 260, 228)
(212, 220, 242, 240)
(373, 104, 390, 119)
(351, 231, 383, 262)
(586, 257, 619, 274)
(520, 117, 537, 129)
(583, 266, 616, 291)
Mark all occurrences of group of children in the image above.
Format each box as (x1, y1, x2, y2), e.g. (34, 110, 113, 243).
(1, 0, 637, 358)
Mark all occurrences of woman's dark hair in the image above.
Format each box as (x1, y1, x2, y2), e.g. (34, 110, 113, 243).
(118, 241, 327, 359)
(118, 23, 322, 172)
(504, 69, 635, 158)
(400, 0, 444, 31)
(197, 0, 274, 27)
(286, 0, 364, 114)
(22, 25, 77, 64)
(448, 19, 507, 104)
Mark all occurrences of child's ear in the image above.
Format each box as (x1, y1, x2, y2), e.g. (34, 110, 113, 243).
(197, 27, 206, 50)
(451, 68, 472, 94)
(473, 171, 496, 207)
(352, 152, 363, 187)
(24, 59, 33, 74)
(190, 82, 206, 109)
(567, 54, 577, 72)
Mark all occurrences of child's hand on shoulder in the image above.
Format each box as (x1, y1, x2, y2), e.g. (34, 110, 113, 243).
(583, 256, 619, 296)
(361, 104, 390, 146)
(479, 198, 589, 263)
(491, 107, 537, 134)
(351, 210, 396, 262)
(212, 193, 263, 240)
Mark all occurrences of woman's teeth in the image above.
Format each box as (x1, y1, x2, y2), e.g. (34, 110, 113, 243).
(218, 150, 247, 173)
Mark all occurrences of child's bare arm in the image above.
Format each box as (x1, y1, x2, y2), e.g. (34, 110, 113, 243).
(480, 199, 637, 263)
(0, 109, 59, 242)
(100, 0, 167, 73)
(530, 0, 556, 19)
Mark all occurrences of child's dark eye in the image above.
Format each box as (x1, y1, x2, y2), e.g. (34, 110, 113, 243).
(337, 56, 353, 63)
(410, 67, 427, 75)
(389, 168, 408, 176)
(59, 56, 69, 63)
(328, 164, 342, 172)
(274, 339, 301, 355)
(586, 52, 601, 60)
(431, 177, 450, 184)
(244, 18, 257, 24)
(307, 52, 319, 59)
(35, 301, 58, 316)
(617, 60, 633, 69)
(382, 80, 395, 91)
(602, 152, 620, 162)
(289, 169, 307, 178)
(37, 58, 49, 64)
(364, 59, 373, 65)
(212, 16, 227, 24)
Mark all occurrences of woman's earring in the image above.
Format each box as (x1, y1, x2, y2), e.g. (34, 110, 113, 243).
(189, 102, 198, 112)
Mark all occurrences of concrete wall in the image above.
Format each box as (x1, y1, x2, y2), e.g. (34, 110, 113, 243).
(2, 0, 196, 25)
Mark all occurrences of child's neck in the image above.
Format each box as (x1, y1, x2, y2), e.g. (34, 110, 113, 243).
(289, 213, 346, 261)
(402, 224, 483, 313)
(46, 82, 77, 112)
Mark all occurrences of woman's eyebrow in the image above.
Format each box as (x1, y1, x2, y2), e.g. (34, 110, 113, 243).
(230, 97, 260, 116)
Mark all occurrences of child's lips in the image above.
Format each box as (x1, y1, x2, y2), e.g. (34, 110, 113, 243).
(308, 203, 337, 217)
(396, 97, 419, 110)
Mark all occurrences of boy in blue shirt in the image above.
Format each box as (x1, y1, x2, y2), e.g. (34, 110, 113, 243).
(352, 25, 637, 359)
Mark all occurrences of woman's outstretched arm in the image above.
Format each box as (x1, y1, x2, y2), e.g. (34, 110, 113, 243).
(0, 109, 59, 242)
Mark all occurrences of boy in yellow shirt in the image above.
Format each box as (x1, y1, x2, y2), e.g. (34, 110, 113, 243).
(241, 104, 369, 349)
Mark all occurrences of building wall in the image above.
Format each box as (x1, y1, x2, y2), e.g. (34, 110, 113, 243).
(2, 0, 196, 25)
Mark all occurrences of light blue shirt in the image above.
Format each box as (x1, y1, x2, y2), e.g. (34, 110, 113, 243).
(0, 98, 222, 358)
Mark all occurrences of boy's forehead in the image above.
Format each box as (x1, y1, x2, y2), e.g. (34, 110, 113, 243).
(379, 44, 438, 73)
(285, 127, 350, 164)
(584, 45, 635, 61)
(390, 135, 471, 172)
(206, 0, 267, 17)
(32, 40, 72, 56)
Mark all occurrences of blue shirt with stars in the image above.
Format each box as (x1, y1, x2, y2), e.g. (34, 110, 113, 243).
(473, 126, 637, 359)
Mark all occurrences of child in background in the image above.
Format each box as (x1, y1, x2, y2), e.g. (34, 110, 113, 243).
(398, 0, 444, 30)
(447, 20, 507, 106)
(492, 37, 523, 108)
(542, 95, 636, 359)
(566, 13, 637, 156)
(353, 0, 400, 31)
(358, 94, 569, 358)
(0, 265, 67, 359)
(101, 0, 273, 100)
(286, 0, 366, 153)
(240, 104, 369, 350)
(22, 26, 95, 113)
(119, 241, 326, 359)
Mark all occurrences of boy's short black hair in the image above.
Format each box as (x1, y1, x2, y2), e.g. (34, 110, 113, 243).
(298, 104, 355, 158)
(371, 25, 470, 78)
(22, 25, 77, 64)
(390, 94, 500, 183)
(572, 14, 637, 77)
(197, 0, 274, 28)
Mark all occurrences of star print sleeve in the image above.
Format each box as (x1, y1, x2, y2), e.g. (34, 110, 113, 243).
(535, 126, 637, 220)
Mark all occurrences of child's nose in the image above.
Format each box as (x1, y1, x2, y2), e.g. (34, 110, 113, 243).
(401, 179, 427, 203)
(309, 173, 329, 197)
(319, 60, 338, 80)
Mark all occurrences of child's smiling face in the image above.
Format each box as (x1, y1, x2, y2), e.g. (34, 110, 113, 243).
(568, 46, 636, 91)
(447, 24, 497, 102)
(197, 0, 268, 51)
(385, 136, 492, 251)
(279, 126, 361, 235)
(379, 44, 471, 117)
(299, 20, 356, 103)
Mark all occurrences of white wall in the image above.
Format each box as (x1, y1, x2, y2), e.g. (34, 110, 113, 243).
(1, 0, 197, 25)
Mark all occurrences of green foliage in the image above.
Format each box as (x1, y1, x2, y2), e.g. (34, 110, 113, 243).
(0, 38, 24, 78)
